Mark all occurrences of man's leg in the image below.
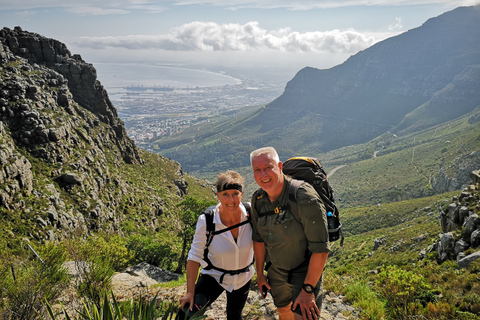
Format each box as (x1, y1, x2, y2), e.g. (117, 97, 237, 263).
(277, 303, 295, 320)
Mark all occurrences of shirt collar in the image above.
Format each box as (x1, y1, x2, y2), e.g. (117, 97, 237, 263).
(213, 202, 248, 225)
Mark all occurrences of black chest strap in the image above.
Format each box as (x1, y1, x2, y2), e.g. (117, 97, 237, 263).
(203, 203, 254, 283)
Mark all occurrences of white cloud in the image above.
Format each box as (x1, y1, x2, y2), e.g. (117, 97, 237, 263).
(17, 10, 37, 18)
(389, 17, 404, 31)
(160, 0, 480, 10)
(77, 21, 377, 54)
(0, 0, 476, 13)
(66, 6, 129, 15)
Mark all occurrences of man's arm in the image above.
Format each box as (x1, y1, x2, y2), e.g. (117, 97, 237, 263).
(293, 252, 328, 319)
(304, 252, 328, 286)
(253, 241, 270, 297)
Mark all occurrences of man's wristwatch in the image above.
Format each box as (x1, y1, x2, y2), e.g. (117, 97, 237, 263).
(302, 283, 315, 294)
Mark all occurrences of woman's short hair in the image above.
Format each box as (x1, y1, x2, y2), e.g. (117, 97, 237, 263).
(215, 170, 244, 193)
(249, 146, 280, 165)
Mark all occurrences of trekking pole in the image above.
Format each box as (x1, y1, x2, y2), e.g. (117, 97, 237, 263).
(27, 243, 45, 265)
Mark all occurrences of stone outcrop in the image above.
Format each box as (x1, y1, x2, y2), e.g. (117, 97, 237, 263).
(431, 152, 480, 193)
(0, 27, 190, 242)
(0, 26, 141, 164)
(431, 169, 480, 268)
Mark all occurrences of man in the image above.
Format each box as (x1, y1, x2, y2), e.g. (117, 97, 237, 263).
(250, 147, 330, 320)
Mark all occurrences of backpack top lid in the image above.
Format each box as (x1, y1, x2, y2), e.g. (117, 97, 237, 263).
(282, 157, 327, 182)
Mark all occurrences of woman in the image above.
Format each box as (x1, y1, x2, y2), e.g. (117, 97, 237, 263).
(178, 170, 254, 320)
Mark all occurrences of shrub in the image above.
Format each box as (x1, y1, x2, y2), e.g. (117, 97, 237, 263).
(376, 265, 432, 319)
(78, 234, 134, 271)
(126, 234, 178, 271)
(64, 237, 115, 309)
(0, 242, 69, 320)
(39, 290, 182, 320)
(344, 281, 385, 320)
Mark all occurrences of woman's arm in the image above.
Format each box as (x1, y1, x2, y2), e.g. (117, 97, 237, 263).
(253, 241, 270, 297)
(179, 260, 201, 310)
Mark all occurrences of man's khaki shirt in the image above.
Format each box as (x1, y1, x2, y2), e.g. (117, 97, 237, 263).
(251, 176, 330, 271)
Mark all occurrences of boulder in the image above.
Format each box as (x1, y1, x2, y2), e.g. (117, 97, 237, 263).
(457, 250, 480, 269)
(437, 232, 455, 262)
(124, 262, 181, 283)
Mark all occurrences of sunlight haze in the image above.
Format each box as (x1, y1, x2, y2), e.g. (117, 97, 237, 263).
(1, 0, 478, 85)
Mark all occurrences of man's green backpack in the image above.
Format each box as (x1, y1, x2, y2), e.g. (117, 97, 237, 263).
(283, 157, 344, 245)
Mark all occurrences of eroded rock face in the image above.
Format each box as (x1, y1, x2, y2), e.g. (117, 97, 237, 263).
(0, 26, 142, 165)
(434, 170, 480, 267)
(431, 152, 480, 194)
(0, 27, 189, 241)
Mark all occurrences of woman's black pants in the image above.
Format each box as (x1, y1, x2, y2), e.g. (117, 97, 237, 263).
(176, 274, 251, 320)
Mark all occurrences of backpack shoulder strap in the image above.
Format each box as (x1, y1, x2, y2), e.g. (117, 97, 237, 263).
(243, 202, 251, 215)
(256, 180, 303, 218)
(288, 178, 303, 203)
(203, 206, 216, 248)
(287, 179, 303, 222)
(207, 203, 252, 239)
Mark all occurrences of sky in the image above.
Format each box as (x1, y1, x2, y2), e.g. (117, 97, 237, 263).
(1, 0, 479, 78)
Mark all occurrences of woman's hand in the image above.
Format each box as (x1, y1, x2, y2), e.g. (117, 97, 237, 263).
(179, 292, 194, 311)
(256, 273, 271, 299)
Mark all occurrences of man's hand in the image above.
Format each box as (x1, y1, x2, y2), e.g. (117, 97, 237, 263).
(293, 290, 320, 320)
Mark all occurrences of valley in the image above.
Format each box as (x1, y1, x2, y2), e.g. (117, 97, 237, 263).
(100, 64, 296, 153)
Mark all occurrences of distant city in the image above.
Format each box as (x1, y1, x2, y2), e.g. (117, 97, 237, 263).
(103, 65, 296, 152)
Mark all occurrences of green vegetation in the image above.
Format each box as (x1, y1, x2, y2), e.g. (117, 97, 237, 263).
(0, 243, 69, 320)
(154, 103, 480, 204)
(2, 45, 480, 319)
(39, 291, 188, 320)
(323, 191, 480, 320)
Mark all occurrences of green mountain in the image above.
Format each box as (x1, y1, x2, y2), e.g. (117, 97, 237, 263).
(155, 6, 480, 204)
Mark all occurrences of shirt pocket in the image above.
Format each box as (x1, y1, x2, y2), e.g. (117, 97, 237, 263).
(269, 210, 299, 241)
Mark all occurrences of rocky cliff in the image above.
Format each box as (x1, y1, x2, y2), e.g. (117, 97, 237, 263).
(430, 170, 480, 268)
(0, 27, 199, 244)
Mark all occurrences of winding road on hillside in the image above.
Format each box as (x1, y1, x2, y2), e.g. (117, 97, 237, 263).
(327, 165, 347, 178)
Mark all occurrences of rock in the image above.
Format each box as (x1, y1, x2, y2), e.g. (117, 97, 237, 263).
(174, 179, 188, 196)
(470, 170, 480, 185)
(63, 261, 90, 277)
(441, 203, 458, 233)
(437, 232, 455, 262)
(124, 262, 181, 283)
(471, 229, 480, 247)
(464, 214, 480, 239)
(458, 206, 470, 225)
(111, 272, 158, 296)
(373, 237, 386, 251)
(62, 173, 83, 185)
(457, 250, 480, 269)
(454, 239, 469, 258)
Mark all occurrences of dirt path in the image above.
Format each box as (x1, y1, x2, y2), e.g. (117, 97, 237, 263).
(327, 165, 347, 178)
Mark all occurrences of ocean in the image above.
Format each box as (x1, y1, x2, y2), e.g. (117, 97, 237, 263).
(93, 62, 242, 90)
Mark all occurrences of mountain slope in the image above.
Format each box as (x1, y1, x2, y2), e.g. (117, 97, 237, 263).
(264, 5, 480, 147)
(157, 5, 480, 173)
(0, 27, 213, 248)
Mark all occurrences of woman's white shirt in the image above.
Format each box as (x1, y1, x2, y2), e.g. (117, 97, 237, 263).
(187, 202, 254, 292)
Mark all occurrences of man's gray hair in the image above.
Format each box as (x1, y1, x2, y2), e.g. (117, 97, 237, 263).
(250, 147, 280, 165)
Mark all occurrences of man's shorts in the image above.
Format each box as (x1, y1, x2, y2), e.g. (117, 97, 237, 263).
(267, 262, 323, 315)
